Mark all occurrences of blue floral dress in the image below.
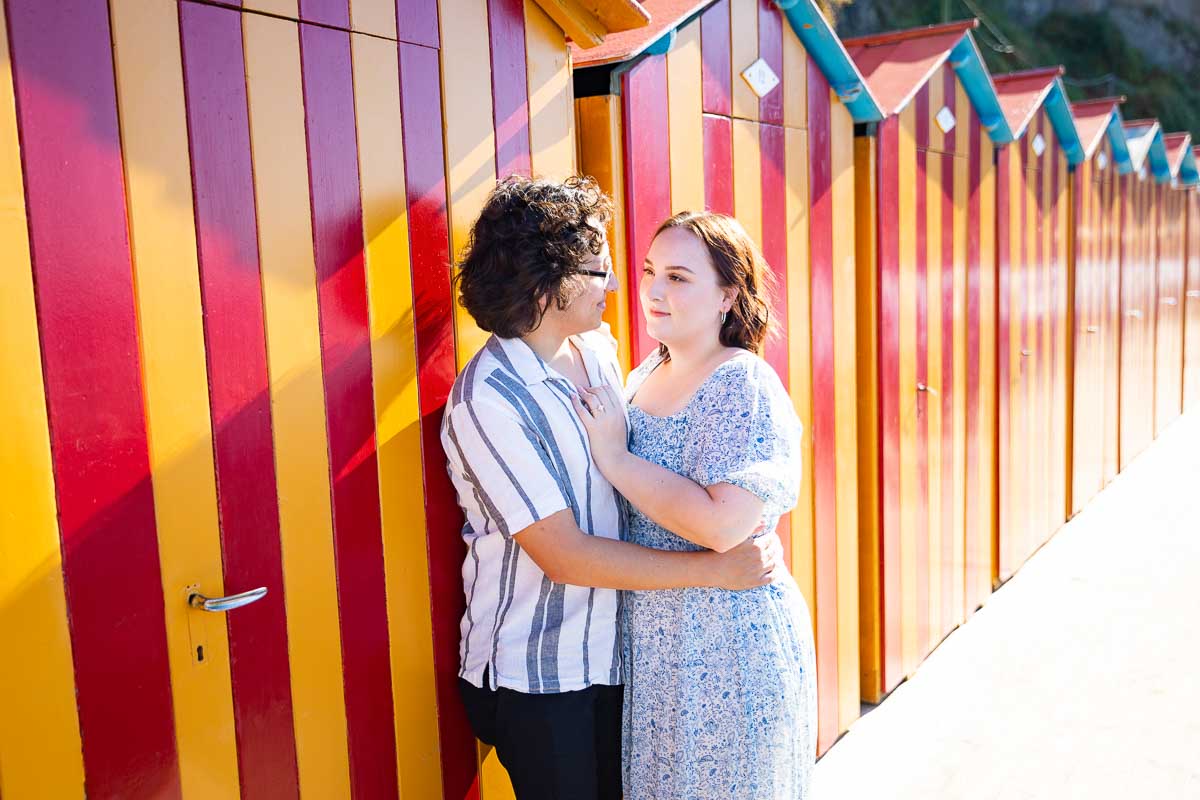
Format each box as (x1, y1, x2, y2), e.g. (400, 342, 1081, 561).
(621, 349, 816, 800)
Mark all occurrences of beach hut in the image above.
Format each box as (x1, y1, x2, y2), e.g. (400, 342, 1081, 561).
(1186, 150, 1200, 410)
(1067, 97, 1132, 514)
(571, 0, 884, 751)
(992, 67, 1085, 582)
(1153, 133, 1198, 434)
(844, 19, 1012, 699)
(0, 1, 647, 798)
(1118, 119, 1172, 469)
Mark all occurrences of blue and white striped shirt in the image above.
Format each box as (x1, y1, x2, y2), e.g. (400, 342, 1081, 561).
(441, 330, 626, 693)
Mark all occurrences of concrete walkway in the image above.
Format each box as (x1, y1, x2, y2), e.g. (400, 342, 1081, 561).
(813, 408, 1200, 799)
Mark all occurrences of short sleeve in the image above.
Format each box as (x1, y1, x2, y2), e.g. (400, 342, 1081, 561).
(681, 357, 802, 518)
(441, 399, 570, 538)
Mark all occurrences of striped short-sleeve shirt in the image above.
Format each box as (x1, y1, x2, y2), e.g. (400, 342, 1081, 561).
(441, 330, 626, 694)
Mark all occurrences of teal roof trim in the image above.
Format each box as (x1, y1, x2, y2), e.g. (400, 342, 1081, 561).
(1043, 79, 1085, 166)
(1147, 128, 1172, 182)
(1179, 147, 1199, 186)
(775, 0, 884, 123)
(1105, 111, 1134, 175)
(948, 33, 1014, 143)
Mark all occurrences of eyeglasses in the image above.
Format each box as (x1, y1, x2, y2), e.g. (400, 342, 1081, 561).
(579, 268, 613, 281)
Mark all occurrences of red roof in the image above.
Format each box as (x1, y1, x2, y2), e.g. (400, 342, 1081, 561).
(1071, 97, 1124, 159)
(993, 67, 1063, 138)
(572, 0, 709, 67)
(843, 20, 978, 116)
(1164, 133, 1193, 176)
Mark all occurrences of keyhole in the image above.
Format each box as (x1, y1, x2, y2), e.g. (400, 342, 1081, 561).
(196, 645, 205, 663)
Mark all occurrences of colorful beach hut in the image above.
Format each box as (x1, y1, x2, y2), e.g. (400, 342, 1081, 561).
(572, 0, 884, 752)
(992, 67, 1084, 582)
(0, 1, 648, 798)
(1067, 97, 1132, 514)
(1118, 118, 1172, 469)
(844, 19, 1012, 699)
(1187, 150, 1200, 410)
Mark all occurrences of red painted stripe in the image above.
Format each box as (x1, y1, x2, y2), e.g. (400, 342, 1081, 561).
(398, 42, 477, 800)
(757, 0, 783, 124)
(398, 0, 439, 47)
(877, 115, 903, 692)
(179, 5, 300, 796)
(703, 113, 734, 215)
(300, 0, 349, 28)
(965, 106, 983, 614)
(700, 0, 732, 116)
(299, 25, 399, 799)
(807, 60, 838, 751)
(487, 0, 531, 178)
(622, 55, 671, 365)
(1048, 121, 1060, 534)
(914, 84, 930, 660)
(939, 72, 955, 631)
(6, 2, 180, 794)
(995, 145, 1012, 578)
(1034, 113, 1046, 548)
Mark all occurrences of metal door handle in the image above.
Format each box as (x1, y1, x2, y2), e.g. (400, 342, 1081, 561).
(1085, 326, 1099, 333)
(1021, 349, 1033, 357)
(917, 383, 939, 396)
(188, 587, 268, 613)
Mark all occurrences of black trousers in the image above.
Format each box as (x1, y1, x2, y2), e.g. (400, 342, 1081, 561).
(459, 675, 623, 800)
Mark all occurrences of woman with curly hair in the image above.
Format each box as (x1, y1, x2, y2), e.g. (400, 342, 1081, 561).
(572, 212, 815, 799)
(441, 178, 782, 800)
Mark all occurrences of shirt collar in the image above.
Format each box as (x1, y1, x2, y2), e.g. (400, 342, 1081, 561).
(489, 334, 602, 388)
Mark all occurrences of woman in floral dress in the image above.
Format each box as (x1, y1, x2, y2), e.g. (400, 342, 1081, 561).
(571, 211, 816, 799)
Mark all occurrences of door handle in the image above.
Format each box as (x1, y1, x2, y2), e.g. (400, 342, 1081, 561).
(1021, 349, 1033, 357)
(1085, 326, 1099, 333)
(917, 383, 939, 396)
(188, 587, 268, 613)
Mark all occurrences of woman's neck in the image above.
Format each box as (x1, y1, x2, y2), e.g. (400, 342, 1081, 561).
(521, 322, 572, 366)
(662, 336, 728, 374)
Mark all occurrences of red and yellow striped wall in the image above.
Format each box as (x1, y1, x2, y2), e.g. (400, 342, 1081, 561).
(0, 0, 597, 797)
(856, 61, 997, 700)
(576, 0, 862, 754)
(1186, 183, 1200, 409)
(1153, 182, 1188, 435)
(1118, 167, 1161, 471)
(1069, 126, 1123, 513)
(996, 107, 1071, 582)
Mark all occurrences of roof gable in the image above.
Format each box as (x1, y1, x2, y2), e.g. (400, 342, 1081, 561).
(1164, 132, 1198, 186)
(1124, 119, 1172, 182)
(538, 0, 651, 49)
(1070, 96, 1132, 173)
(994, 67, 1084, 165)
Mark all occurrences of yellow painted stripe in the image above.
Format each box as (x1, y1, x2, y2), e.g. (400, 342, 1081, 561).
(732, 117, 763, 249)
(244, 0, 298, 18)
(852, 134, 881, 701)
(785, 126, 815, 618)
(897, 102, 918, 676)
(440, 0, 497, 369)
(1055, 150, 1070, 525)
(783, 24, 807, 129)
(577, 95, 633, 373)
(479, 742, 516, 799)
(925, 143, 943, 644)
(667, 19, 704, 214)
(928, 65, 945, 153)
(830, 97, 860, 732)
(0, 2, 85, 793)
(1023, 132, 1038, 564)
(729, 0, 758, 122)
(978, 134, 997, 592)
(526, 0, 575, 180)
(110, 1, 240, 794)
(351, 31, 445, 800)
(243, 15, 352, 797)
(351, 0, 397, 39)
(952, 135, 968, 622)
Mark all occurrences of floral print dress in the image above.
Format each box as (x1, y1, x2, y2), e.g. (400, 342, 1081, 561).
(621, 349, 816, 800)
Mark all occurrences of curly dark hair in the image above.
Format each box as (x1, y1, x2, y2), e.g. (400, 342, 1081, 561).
(455, 175, 614, 339)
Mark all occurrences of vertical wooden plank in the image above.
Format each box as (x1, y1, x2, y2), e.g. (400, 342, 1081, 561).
(1185, 190, 1200, 408)
(897, 100, 918, 677)
(245, 0, 298, 17)
(761, 122, 788, 384)
(965, 102, 984, 615)
(703, 113, 735, 214)
(351, 0, 397, 39)
(488, 0, 531, 178)
(301, 0, 349, 28)
(179, 5, 300, 796)
(245, 14, 352, 798)
(7, 0, 181, 794)
(924, 76, 943, 649)
(0, 1, 85, 793)
(622, 56, 671, 366)
(757, 0, 782, 124)
(111, 1, 240, 794)
(942, 77, 961, 627)
(700, 0, 732, 116)
(579, 95, 632, 372)
(440, 0, 497, 368)
(352, 32, 445, 800)
(729, 0, 758, 121)
(398, 0, 440, 47)
(399, 40, 478, 800)
(951, 84, 968, 621)
(830, 96, 860, 734)
(782, 16, 807, 129)
(525, 0, 575, 178)
(806, 56, 838, 753)
(995, 144, 1012, 581)
(978, 129, 997, 595)
(732, 117, 763, 247)
(668, 19, 704, 213)
(913, 83, 931, 661)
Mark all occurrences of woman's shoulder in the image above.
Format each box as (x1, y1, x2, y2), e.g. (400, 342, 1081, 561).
(703, 349, 783, 394)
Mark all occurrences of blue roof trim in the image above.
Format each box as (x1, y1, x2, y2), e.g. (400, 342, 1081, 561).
(1043, 79, 1085, 166)
(1105, 110, 1134, 174)
(948, 33, 1013, 144)
(775, 0, 884, 123)
(1179, 147, 1199, 186)
(1147, 128, 1172, 182)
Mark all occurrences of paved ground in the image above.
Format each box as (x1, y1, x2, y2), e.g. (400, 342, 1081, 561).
(812, 408, 1200, 799)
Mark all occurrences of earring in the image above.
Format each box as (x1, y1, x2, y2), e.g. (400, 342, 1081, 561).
(719, 310, 728, 325)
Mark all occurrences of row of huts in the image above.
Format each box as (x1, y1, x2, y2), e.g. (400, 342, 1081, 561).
(2, 0, 1198, 798)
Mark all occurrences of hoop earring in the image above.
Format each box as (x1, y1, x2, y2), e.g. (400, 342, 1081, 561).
(719, 310, 728, 326)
